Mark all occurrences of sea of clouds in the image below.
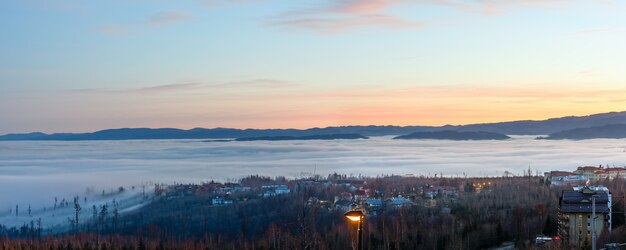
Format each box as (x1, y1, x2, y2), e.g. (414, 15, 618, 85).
(2, 136, 626, 209)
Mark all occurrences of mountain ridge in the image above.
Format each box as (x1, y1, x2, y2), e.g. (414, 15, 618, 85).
(542, 124, 626, 140)
(2, 111, 626, 140)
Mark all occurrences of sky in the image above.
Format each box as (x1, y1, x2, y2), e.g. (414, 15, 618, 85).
(1, 0, 626, 134)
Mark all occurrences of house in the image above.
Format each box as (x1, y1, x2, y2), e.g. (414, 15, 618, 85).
(599, 167, 626, 179)
(573, 166, 626, 181)
(353, 189, 370, 201)
(364, 198, 384, 215)
(261, 185, 290, 197)
(364, 198, 383, 208)
(335, 192, 353, 202)
(334, 199, 354, 212)
(559, 186, 612, 248)
(212, 196, 233, 205)
(423, 186, 458, 199)
(574, 166, 604, 181)
(388, 196, 412, 208)
(544, 171, 587, 186)
(275, 185, 290, 195)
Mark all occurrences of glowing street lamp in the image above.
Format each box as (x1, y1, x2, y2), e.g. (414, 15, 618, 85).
(344, 206, 364, 250)
(345, 210, 363, 222)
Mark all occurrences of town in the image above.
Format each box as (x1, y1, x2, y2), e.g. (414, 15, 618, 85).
(3, 166, 626, 249)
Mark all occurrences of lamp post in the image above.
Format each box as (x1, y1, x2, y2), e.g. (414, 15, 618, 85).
(592, 195, 599, 250)
(588, 192, 602, 250)
(345, 207, 364, 250)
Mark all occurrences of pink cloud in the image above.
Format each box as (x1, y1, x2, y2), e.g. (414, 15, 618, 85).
(428, 0, 577, 16)
(272, 13, 419, 34)
(269, 0, 419, 34)
(269, 0, 593, 33)
(334, 0, 401, 14)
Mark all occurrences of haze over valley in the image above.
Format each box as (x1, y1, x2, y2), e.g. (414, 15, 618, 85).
(3, 135, 626, 208)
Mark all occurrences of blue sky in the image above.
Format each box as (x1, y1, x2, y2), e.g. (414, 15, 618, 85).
(1, 0, 626, 133)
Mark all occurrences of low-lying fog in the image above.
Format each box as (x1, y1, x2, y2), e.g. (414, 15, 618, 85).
(2, 136, 626, 209)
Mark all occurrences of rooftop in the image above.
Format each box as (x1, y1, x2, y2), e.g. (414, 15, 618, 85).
(560, 187, 611, 213)
(548, 171, 578, 177)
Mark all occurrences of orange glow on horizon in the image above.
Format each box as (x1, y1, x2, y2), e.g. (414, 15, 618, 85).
(5, 83, 625, 134)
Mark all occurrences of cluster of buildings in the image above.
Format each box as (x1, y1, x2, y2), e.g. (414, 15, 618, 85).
(332, 182, 460, 215)
(544, 166, 622, 247)
(156, 172, 618, 248)
(544, 165, 626, 186)
(155, 181, 291, 205)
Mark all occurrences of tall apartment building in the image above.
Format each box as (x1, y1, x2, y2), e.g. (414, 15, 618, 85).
(559, 186, 611, 248)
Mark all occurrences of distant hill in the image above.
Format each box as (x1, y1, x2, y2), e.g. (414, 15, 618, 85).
(234, 134, 368, 141)
(451, 111, 626, 135)
(541, 124, 626, 140)
(394, 131, 510, 140)
(2, 111, 626, 140)
(0, 132, 48, 140)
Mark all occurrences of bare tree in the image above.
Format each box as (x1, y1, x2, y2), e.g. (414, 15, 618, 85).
(36, 218, 42, 242)
(99, 204, 108, 232)
(73, 197, 82, 232)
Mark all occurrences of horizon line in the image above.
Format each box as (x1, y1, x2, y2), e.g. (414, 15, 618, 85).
(3, 110, 625, 135)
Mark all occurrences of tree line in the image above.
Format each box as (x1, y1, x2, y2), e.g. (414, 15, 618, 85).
(2, 175, 626, 249)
